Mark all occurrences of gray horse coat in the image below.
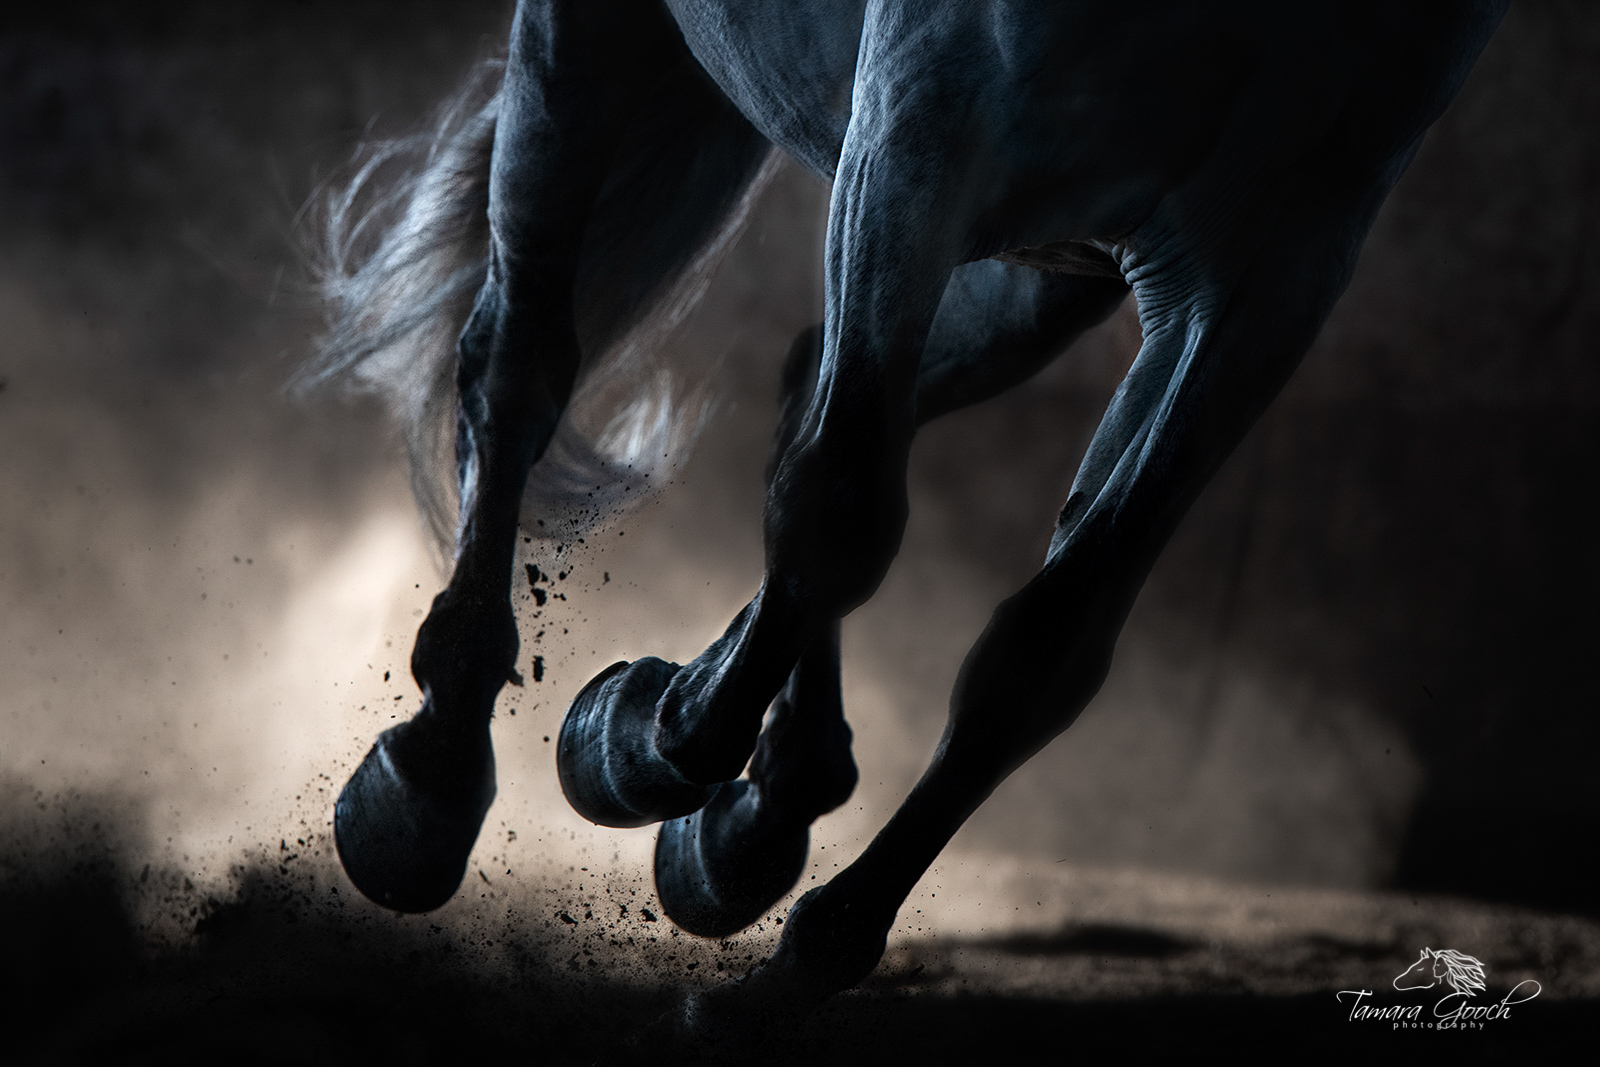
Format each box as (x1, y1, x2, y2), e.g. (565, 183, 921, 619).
(312, 0, 1510, 1032)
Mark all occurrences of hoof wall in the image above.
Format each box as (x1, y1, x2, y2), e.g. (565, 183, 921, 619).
(557, 658, 712, 827)
(654, 780, 808, 938)
(334, 719, 494, 913)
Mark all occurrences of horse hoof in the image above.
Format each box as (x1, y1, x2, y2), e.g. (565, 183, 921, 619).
(557, 658, 714, 828)
(654, 780, 809, 938)
(334, 714, 495, 913)
(715, 881, 893, 1005)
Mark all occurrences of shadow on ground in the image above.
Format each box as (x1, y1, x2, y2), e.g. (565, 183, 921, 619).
(5, 801, 1587, 1066)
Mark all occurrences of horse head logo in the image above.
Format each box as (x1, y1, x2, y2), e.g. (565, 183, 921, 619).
(1394, 948, 1488, 996)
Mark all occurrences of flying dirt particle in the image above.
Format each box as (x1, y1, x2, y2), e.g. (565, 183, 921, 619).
(383, 670, 390, 682)
(532, 656, 545, 682)
(558, 911, 578, 925)
(532, 588, 547, 606)
(603, 572, 609, 583)
(640, 908, 656, 922)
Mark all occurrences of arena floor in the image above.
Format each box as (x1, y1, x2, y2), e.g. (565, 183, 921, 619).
(9, 834, 1594, 1065)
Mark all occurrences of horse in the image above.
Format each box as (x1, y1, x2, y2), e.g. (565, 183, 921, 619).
(306, 0, 1510, 1034)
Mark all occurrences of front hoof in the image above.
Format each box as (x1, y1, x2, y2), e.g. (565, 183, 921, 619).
(672, 881, 891, 1050)
(334, 714, 495, 913)
(655, 780, 808, 938)
(758, 883, 892, 997)
(557, 658, 713, 828)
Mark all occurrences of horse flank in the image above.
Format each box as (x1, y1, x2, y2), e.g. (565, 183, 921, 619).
(298, 58, 777, 559)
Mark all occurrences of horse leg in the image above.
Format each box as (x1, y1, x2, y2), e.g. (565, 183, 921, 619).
(652, 620, 853, 938)
(333, 0, 703, 912)
(560, 49, 1080, 826)
(652, 325, 856, 936)
(652, 266, 1128, 935)
(679, 158, 1416, 1030)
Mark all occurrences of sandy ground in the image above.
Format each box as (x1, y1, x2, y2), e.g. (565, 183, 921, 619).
(7, 811, 1595, 1064)
(4, 5, 1599, 1063)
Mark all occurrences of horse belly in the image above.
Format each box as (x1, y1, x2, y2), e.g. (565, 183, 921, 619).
(993, 241, 1124, 278)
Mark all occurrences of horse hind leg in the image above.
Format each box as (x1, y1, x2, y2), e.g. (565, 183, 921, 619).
(333, 172, 580, 913)
(556, 324, 839, 832)
(654, 624, 855, 937)
(333, 236, 551, 915)
(653, 326, 858, 937)
(334, 0, 756, 912)
(683, 164, 1410, 1029)
(557, 73, 1056, 833)
(553, 0, 1165, 821)
(650, 265, 1128, 936)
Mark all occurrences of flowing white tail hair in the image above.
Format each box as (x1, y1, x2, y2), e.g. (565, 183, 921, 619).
(296, 58, 778, 560)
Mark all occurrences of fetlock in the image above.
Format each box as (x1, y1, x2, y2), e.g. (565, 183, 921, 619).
(749, 710, 857, 822)
(410, 590, 519, 722)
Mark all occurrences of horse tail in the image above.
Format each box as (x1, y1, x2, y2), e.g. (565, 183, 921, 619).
(518, 139, 780, 545)
(301, 57, 777, 558)
(296, 60, 502, 554)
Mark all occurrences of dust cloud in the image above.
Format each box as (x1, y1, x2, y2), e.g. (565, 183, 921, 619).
(3, 4, 1598, 1021)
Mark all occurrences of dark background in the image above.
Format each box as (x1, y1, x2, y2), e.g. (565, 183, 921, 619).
(1, 0, 1595, 984)
(4, 2, 1599, 1061)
